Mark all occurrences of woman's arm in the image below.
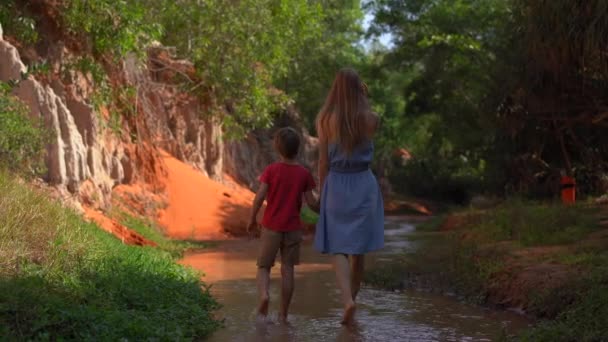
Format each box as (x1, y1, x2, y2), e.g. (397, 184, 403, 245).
(318, 134, 329, 191)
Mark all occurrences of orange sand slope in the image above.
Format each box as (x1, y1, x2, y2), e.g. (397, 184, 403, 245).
(158, 151, 256, 240)
(83, 207, 157, 247)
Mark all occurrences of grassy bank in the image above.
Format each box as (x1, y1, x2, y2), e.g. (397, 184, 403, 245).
(365, 200, 608, 341)
(0, 174, 220, 340)
(115, 212, 211, 257)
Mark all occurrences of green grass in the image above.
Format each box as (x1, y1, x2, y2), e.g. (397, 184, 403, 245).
(521, 268, 608, 342)
(416, 215, 446, 232)
(469, 200, 600, 246)
(0, 173, 220, 340)
(117, 213, 209, 257)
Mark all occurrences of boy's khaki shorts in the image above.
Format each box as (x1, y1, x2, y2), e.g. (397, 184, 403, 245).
(257, 228, 302, 268)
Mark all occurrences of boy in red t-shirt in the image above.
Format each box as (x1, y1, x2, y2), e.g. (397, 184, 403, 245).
(247, 127, 318, 323)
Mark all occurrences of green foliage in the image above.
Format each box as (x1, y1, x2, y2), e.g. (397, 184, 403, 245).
(0, 82, 46, 176)
(366, 0, 514, 191)
(24, 60, 52, 79)
(0, 2, 39, 44)
(389, 157, 486, 204)
(367, 0, 608, 198)
(149, 0, 323, 136)
(0, 173, 219, 340)
(69, 57, 108, 85)
(282, 0, 366, 129)
(63, 0, 162, 56)
(61, 57, 112, 112)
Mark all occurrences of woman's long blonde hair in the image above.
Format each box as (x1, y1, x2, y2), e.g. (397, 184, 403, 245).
(316, 68, 370, 154)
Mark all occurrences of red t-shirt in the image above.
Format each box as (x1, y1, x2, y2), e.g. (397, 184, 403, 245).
(260, 162, 316, 232)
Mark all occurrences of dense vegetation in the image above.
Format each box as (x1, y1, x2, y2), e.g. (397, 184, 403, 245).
(2, 1, 608, 201)
(0, 173, 219, 340)
(367, 0, 608, 201)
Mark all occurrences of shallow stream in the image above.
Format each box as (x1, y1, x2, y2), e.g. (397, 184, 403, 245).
(181, 217, 528, 341)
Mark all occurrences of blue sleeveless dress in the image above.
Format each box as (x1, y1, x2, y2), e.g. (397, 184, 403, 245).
(314, 140, 384, 255)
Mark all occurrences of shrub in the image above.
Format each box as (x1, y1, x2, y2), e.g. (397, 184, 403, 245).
(63, 0, 162, 57)
(0, 82, 46, 176)
(0, 3, 39, 44)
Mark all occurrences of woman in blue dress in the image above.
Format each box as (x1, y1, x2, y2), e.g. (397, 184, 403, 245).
(314, 68, 384, 325)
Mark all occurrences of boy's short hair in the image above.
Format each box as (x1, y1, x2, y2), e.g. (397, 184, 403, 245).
(274, 127, 300, 160)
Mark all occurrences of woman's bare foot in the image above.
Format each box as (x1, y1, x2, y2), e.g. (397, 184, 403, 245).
(278, 314, 290, 325)
(257, 295, 269, 318)
(340, 302, 356, 325)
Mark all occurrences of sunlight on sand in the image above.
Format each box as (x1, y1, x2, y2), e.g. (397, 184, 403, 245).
(180, 249, 331, 283)
(157, 150, 257, 240)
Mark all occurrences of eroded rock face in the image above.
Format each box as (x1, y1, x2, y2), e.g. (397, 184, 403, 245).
(0, 25, 129, 209)
(0, 21, 316, 213)
(0, 28, 26, 80)
(124, 51, 224, 179)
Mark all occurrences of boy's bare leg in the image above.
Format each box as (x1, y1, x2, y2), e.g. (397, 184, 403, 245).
(333, 254, 356, 325)
(350, 254, 365, 301)
(257, 267, 271, 319)
(279, 264, 294, 323)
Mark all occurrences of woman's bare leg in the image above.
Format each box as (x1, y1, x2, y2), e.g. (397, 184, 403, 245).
(333, 254, 356, 324)
(350, 254, 365, 301)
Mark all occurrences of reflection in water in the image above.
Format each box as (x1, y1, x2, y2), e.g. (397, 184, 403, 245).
(180, 219, 529, 341)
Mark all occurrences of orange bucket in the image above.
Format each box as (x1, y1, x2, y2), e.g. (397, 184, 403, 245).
(560, 176, 576, 204)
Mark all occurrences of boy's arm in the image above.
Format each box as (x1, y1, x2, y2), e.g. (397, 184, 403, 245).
(304, 190, 319, 213)
(248, 183, 269, 232)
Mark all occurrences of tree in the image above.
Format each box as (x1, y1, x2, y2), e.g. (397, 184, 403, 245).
(282, 0, 366, 130)
(148, 0, 324, 137)
(364, 0, 518, 198)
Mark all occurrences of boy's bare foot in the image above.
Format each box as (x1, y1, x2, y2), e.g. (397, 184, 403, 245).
(257, 295, 269, 317)
(278, 314, 289, 325)
(340, 302, 356, 325)
(256, 313, 267, 324)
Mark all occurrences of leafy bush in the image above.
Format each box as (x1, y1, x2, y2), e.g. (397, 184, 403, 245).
(0, 173, 219, 340)
(63, 0, 162, 56)
(0, 3, 39, 44)
(389, 158, 484, 204)
(0, 82, 46, 176)
(148, 0, 322, 137)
